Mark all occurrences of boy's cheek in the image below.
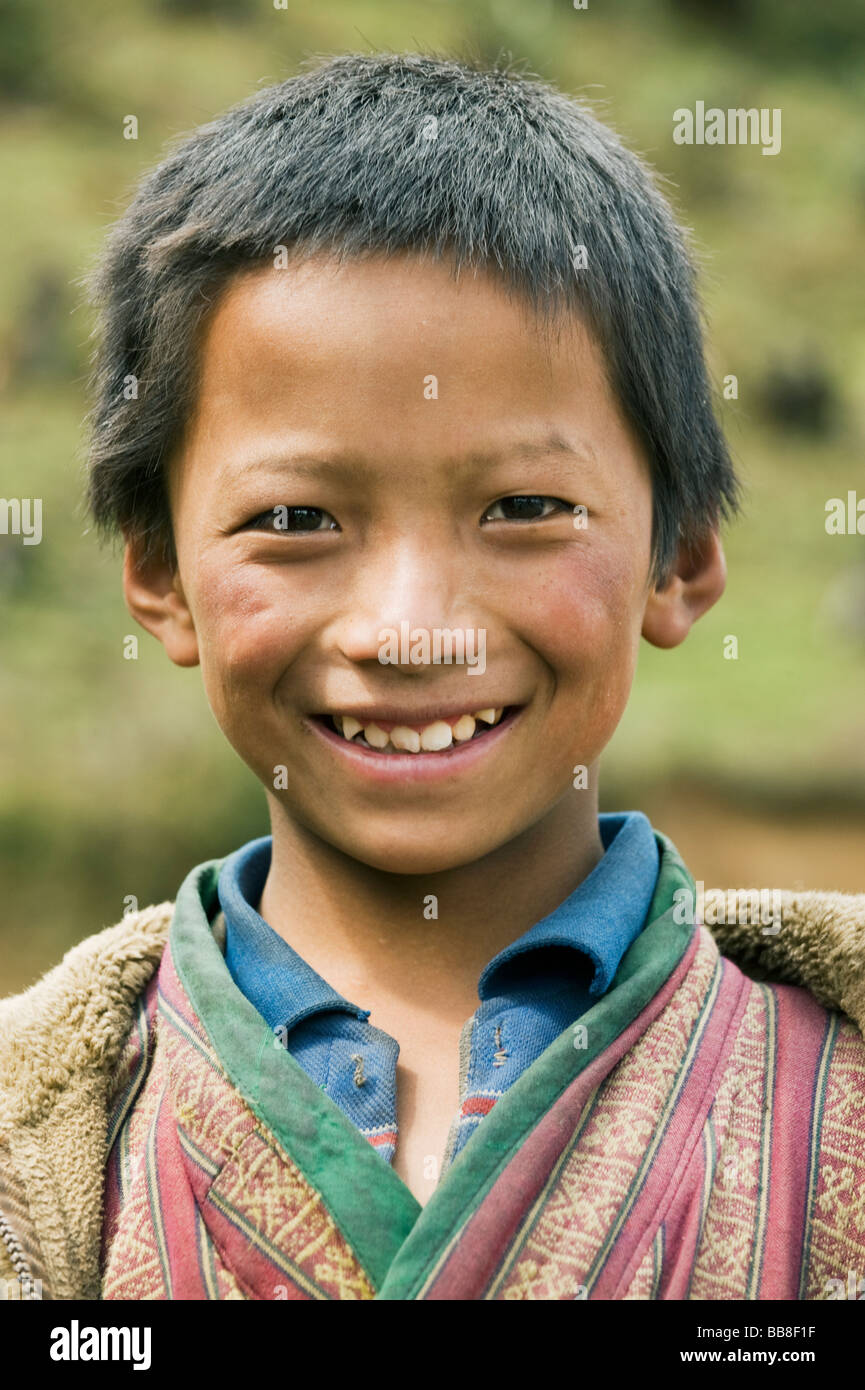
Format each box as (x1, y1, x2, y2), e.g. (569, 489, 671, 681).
(517, 564, 642, 675)
(194, 610, 313, 737)
(526, 580, 642, 748)
(198, 617, 290, 687)
(191, 565, 309, 670)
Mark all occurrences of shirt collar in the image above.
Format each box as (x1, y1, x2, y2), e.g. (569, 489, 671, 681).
(218, 837, 371, 1034)
(477, 811, 659, 1001)
(217, 811, 659, 1033)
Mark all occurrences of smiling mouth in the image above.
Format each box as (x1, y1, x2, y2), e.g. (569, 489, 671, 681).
(313, 706, 515, 754)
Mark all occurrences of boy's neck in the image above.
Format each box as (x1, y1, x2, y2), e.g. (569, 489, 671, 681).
(257, 794, 605, 1022)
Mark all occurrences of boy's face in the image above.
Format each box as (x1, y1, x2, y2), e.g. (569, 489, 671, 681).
(129, 252, 724, 874)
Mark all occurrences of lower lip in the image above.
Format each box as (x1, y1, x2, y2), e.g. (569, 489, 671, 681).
(304, 707, 524, 784)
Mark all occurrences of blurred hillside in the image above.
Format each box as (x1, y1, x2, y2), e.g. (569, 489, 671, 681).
(2, 0, 864, 992)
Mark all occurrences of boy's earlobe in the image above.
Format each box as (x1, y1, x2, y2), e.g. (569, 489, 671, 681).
(122, 536, 200, 668)
(641, 528, 727, 650)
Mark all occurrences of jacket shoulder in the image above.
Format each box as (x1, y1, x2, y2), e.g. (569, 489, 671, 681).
(0, 903, 173, 1298)
(707, 887, 865, 1036)
(0, 903, 173, 1126)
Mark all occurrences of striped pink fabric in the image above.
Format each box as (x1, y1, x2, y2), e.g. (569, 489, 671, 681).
(100, 924, 865, 1300)
(416, 931, 865, 1301)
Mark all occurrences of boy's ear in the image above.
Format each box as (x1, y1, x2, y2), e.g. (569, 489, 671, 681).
(641, 527, 726, 650)
(122, 533, 200, 667)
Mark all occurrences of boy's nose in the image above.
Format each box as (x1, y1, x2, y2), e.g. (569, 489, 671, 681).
(330, 541, 468, 667)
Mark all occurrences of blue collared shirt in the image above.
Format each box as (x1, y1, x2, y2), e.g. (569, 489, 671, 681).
(216, 811, 659, 1170)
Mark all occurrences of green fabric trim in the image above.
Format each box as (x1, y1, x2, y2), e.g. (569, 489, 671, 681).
(170, 860, 422, 1291)
(169, 831, 696, 1299)
(376, 830, 696, 1299)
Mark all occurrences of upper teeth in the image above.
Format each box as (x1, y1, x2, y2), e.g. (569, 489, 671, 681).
(333, 708, 505, 752)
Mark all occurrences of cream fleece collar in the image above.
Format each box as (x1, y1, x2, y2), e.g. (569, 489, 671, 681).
(0, 903, 173, 1299)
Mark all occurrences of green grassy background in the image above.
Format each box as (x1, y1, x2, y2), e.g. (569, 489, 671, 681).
(2, 0, 864, 993)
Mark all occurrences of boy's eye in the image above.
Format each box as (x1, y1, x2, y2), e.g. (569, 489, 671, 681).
(243, 506, 339, 533)
(239, 497, 575, 532)
(482, 495, 573, 523)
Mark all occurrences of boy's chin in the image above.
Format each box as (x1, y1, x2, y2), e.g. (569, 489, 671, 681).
(329, 827, 507, 877)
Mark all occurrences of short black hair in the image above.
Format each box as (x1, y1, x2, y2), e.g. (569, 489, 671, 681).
(85, 51, 740, 585)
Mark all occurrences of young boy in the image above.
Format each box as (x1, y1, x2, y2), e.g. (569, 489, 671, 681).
(2, 53, 864, 1303)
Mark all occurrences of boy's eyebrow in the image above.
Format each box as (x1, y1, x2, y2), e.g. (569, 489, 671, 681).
(460, 433, 598, 473)
(223, 433, 598, 482)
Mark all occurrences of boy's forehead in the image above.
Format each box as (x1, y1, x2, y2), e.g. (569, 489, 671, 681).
(201, 251, 596, 379)
(176, 251, 647, 494)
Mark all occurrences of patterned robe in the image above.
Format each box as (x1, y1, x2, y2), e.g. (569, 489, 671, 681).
(100, 838, 865, 1300)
